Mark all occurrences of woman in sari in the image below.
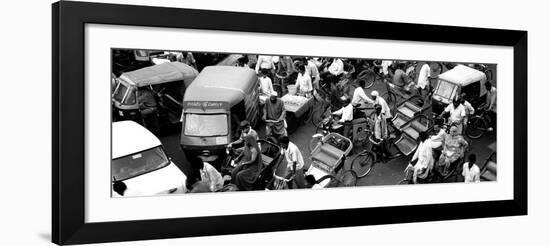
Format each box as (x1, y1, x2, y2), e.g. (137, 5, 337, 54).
(436, 126, 469, 176)
(231, 134, 262, 191)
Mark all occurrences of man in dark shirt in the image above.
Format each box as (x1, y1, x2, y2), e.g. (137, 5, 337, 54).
(263, 92, 287, 137)
(392, 62, 410, 88)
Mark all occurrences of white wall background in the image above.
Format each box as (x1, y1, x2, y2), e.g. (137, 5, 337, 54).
(0, 0, 546, 245)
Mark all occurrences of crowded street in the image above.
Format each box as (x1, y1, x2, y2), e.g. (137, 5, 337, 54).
(110, 49, 498, 196)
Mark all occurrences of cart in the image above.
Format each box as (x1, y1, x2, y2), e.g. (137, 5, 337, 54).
(281, 94, 314, 133)
(305, 132, 353, 188)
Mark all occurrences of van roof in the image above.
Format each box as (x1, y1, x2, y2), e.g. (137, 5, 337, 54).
(119, 62, 198, 87)
(438, 64, 487, 86)
(112, 121, 161, 159)
(183, 66, 257, 107)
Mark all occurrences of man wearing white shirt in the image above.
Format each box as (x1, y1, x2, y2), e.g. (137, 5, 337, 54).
(255, 55, 275, 74)
(370, 90, 392, 120)
(305, 57, 320, 90)
(462, 154, 480, 183)
(328, 58, 345, 76)
(258, 69, 274, 104)
(332, 97, 353, 138)
(352, 79, 375, 106)
(482, 82, 497, 129)
(295, 64, 313, 98)
(280, 136, 305, 189)
(416, 63, 431, 97)
(442, 99, 467, 133)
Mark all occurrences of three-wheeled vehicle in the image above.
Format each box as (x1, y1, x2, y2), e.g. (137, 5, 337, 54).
(112, 62, 199, 133)
(306, 132, 353, 187)
(180, 66, 260, 166)
(431, 64, 488, 115)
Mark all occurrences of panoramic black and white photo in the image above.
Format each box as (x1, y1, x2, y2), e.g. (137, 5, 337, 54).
(110, 49, 497, 197)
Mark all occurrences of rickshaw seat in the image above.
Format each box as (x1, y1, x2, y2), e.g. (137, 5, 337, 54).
(311, 144, 343, 168)
(481, 161, 497, 181)
(402, 120, 429, 140)
(394, 134, 417, 156)
(392, 114, 410, 130)
(261, 155, 274, 166)
(397, 102, 421, 118)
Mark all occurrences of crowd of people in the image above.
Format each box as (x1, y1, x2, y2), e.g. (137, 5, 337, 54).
(176, 53, 497, 191)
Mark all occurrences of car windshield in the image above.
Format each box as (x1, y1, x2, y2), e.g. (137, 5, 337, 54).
(184, 114, 228, 136)
(112, 82, 127, 102)
(112, 146, 169, 181)
(112, 82, 137, 105)
(435, 80, 457, 100)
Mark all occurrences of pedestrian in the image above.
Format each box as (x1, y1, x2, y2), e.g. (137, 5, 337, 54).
(370, 90, 392, 120)
(392, 62, 411, 89)
(416, 62, 431, 97)
(295, 63, 313, 98)
(482, 81, 497, 128)
(304, 57, 321, 91)
(279, 136, 306, 189)
(462, 154, 481, 183)
(258, 69, 274, 104)
(231, 135, 262, 191)
(263, 92, 287, 138)
(372, 104, 389, 158)
(255, 55, 276, 75)
(137, 87, 159, 133)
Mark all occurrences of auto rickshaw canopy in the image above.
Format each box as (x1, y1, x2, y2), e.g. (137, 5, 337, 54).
(438, 64, 487, 86)
(183, 66, 257, 107)
(119, 62, 199, 88)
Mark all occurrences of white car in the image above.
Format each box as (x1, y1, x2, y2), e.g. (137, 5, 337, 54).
(112, 121, 187, 197)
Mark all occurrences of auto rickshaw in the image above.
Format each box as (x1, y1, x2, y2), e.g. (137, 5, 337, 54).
(180, 66, 260, 166)
(431, 64, 488, 115)
(112, 62, 199, 133)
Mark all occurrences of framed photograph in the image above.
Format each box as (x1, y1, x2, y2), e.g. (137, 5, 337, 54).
(52, 1, 527, 245)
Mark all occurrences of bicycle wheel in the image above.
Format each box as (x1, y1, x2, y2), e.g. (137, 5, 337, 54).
(381, 91, 397, 111)
(466, 116, 487, 139)
(357, 69, 376, 89)
(309, 136, 323, 153)
(350, 150, 376, 178)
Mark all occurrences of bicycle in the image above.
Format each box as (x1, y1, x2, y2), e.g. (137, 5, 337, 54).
(465, 107, 494, 139)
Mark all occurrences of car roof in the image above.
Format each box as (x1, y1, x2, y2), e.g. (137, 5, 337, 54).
(183, 66, 257, 107)
(112, 121, 161, 159)
(438, 64, 487, 86)
(119, 62, 199, 87)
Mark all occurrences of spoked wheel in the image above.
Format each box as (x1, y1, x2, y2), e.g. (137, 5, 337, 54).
(466, 116, 487, 139)
(357, 69, 376, 88)
(381, 91, 398, 112)
(350, 150, 376, 178)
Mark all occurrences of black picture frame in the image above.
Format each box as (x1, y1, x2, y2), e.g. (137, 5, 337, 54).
(52, 1, 527, 245)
